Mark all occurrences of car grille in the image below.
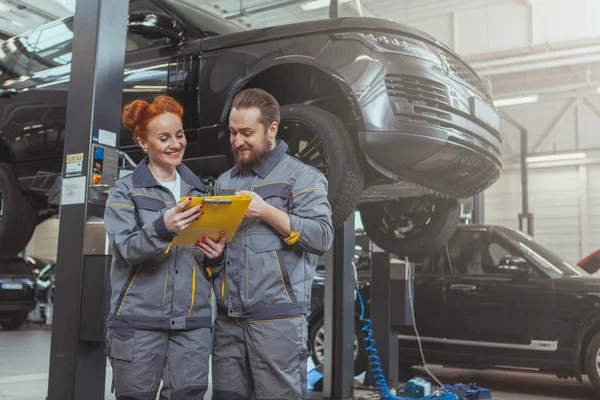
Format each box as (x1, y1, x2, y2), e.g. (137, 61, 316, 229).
(438, 48, 491, 102)
(386, 75, 454, 123)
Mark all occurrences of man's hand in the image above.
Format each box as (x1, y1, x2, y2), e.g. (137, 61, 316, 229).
(237, 190, 268, 219)
(195, 231, 226, 260)
(163, 197, 204, 234)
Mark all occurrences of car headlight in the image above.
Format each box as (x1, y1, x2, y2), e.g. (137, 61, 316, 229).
(338, 32, 442, 65)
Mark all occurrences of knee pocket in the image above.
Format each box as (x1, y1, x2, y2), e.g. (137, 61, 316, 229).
(185, 350, 209, 386)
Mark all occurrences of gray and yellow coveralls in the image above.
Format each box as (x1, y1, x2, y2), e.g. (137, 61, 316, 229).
(211, 141, 334, 400)
(104, 158, 223, 400)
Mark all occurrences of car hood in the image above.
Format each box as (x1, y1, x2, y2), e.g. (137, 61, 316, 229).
(553, 275, 600, 293)
(203, 16, 455, 55)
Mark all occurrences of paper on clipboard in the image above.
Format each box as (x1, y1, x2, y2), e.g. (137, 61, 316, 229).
(171, 195, 251, 247)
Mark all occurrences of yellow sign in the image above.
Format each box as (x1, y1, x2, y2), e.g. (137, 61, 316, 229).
(66, 153, 84, 163)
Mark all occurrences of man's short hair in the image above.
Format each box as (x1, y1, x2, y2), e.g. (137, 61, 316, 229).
(232, 88, 280, 133)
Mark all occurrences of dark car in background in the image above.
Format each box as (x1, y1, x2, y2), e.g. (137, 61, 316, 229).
(0, 257, 36, 330)
(309, 224, 600, 395)
(0, 0, 501, 259)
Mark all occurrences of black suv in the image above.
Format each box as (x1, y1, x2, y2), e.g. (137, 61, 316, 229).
(0, 257, 36, 330)
(0, 0, 502, 258)
(309, 224, 600, 395)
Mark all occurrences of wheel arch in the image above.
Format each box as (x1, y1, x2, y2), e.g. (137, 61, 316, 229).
(220, 60, 365, 148)
(577, 318, 600, 381)
(0, 137, 14, 164)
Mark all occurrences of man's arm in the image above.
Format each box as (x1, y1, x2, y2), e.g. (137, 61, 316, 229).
(238, 166, 334, 255)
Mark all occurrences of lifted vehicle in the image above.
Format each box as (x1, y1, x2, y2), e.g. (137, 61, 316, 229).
(0, 0, 501, 258)
(310, 224, 600, 394)
(0, 257, 36, 330)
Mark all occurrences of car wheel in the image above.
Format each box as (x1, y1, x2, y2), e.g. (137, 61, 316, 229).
(0, 312, 28, 330)
(585, 331, 600, 395)
(309, 315, 368, 375)
(279, 104, 364, 229)
(359, 196, 460, 256)
(0, 163, 38, 259)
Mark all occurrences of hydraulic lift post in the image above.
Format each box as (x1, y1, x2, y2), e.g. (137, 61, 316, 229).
(365, 246, 398, 388)
(323, 216, 356, 400)
(46, 0, 128, 398)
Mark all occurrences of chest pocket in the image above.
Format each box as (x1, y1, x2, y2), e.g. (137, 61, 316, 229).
(131, 194, 169, 225)
(253, 183, 293, 212)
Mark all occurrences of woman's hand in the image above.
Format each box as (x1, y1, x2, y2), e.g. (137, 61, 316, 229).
(163, 197, 204, 234)
(195, 232, 226, 260)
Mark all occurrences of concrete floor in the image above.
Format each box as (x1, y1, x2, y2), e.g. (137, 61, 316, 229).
(0, 324, 597, 400)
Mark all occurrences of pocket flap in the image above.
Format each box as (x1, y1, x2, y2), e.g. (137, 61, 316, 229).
(131, 195, 167, 211)
(109, 328, 135, 362)
(253, 183, 292, 200)
(217, 188, 237, 196)
(246, 234, 285, 253)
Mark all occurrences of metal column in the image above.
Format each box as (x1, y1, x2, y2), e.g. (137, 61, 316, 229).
(46, 0, 128, 398)
(323, 216, 356, 400)
(472, 192, 485, 224)
(500, 111, 533, 236)
(365, 246, 399, 388)
(329, 0, 340, 18)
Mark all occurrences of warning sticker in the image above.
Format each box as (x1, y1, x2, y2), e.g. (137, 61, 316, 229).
(66, 152, 84, 177)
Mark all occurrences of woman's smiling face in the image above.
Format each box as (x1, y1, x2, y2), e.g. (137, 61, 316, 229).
(136, 111, 187, 168)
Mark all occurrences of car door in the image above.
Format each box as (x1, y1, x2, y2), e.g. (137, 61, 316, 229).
(443, 228, 554, 351)
(397, 252, 447, 352)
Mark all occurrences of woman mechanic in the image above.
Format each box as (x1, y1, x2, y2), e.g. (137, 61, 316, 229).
(103, 96, 225, 399)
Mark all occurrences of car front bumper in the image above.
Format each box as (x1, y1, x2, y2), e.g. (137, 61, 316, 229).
(354, 53, 502, 198)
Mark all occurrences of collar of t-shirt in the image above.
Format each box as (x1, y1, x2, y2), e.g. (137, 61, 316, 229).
(158, 171, 182, 202)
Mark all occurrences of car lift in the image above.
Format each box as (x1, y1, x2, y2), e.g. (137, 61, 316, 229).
(46, 0, 129, 398)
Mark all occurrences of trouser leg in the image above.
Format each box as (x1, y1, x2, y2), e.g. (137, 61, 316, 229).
(159, 327, 212, 400)
(211, 316, 253, 400)
(246, 316, 310, 400)
(107, 328, 168, 400)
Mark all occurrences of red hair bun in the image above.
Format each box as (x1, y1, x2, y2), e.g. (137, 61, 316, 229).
(121, 96, 184, 139)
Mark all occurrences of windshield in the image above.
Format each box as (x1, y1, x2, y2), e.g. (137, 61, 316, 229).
(497, 227, 588, 277)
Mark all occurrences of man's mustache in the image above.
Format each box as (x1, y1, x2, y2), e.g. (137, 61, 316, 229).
(235, 145, 252, 151)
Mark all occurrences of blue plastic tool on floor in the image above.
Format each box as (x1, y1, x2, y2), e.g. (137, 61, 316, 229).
(443, 384, 492, 400)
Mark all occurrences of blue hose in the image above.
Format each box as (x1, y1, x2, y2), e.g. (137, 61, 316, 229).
(356, 290, 459, 400)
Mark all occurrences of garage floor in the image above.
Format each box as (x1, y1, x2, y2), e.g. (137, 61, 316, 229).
(1, 325, 597, 400)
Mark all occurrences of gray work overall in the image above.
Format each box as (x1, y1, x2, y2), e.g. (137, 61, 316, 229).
(210, 141, 334, 400)
(104, 158, 224, 400)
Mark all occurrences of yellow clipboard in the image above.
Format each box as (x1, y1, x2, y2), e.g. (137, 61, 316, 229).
(171, 194, 251, 247)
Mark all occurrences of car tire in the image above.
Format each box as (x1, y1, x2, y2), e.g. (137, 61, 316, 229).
(0, 312, 28, 330)
(585, 331, 600, 395)
(309, 315, 368, 376)
(0, 163, 38, 259)
(359, 196, 461, 256)
(279, 104, 364, 229)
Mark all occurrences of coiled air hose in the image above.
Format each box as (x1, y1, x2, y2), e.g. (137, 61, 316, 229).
(356, 281, 459, 400)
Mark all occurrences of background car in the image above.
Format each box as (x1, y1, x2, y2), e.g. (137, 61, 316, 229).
(309, 224, 600, 395)
(0, 0, 501, 260)
(0, 257, 37, 330)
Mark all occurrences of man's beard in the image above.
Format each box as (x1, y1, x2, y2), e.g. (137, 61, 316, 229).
(233, 135, 273, 175)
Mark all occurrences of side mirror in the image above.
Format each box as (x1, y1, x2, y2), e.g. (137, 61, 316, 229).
(127, 12, 184, 43)
(498, 256, 531, 278)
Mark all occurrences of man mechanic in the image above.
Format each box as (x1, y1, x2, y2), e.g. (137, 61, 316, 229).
(210, 88, 334, 400)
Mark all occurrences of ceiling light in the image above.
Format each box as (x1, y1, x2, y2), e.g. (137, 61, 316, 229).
(526, 152, 586, 163)
(11, 20, 25, 27)
(301, 0, 352, 11)
(0, 3, 10, 13)
(493, 94, 539, 107)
